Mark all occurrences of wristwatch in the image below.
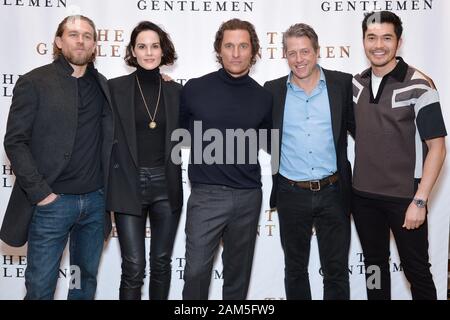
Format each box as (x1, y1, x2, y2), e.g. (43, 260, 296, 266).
(413, 198, 427, 208)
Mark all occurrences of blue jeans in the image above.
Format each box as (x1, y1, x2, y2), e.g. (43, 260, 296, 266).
(24, 189, 105, 300)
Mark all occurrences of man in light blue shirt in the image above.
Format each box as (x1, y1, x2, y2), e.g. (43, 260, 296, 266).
(280, 67, 337, 182)
(264, 23, 354, 300)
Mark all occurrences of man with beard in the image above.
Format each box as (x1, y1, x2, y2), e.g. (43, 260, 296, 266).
(0, 15, 114, 299)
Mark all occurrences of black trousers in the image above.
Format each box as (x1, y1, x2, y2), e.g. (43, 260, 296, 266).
(182, 183, 262, 300)
(352, 193, 437, 300)
(276, 174, 350, 300)
(115, 167, 180, 300)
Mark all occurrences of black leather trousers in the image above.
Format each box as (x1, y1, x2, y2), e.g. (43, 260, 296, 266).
(115, 166, 180, 300)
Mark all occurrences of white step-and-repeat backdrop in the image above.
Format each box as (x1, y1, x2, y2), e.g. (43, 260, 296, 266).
(0, 0, 449, 300)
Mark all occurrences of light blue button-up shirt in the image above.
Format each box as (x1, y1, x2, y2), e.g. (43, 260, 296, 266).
(279, 66, 337, 181)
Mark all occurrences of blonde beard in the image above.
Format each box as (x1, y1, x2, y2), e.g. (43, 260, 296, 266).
(64, 50, 96, 66)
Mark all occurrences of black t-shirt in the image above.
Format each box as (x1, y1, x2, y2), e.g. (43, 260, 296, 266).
(52, 67, 105, 194)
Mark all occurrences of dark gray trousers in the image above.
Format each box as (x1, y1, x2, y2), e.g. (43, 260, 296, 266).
(182, 183, 262, 300)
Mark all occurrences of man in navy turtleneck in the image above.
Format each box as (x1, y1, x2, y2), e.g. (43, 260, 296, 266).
(180, 19, 272, 300)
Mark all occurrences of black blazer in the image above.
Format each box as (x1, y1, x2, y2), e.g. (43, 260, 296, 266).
(106, 72, 183, 216)
(0, 57, 114, 247)
(264, 68, 355, 214)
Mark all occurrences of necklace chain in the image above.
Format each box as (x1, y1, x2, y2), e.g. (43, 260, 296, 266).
(135, 74, 161, 129)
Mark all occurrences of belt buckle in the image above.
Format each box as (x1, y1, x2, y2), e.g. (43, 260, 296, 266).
(309, 180, 320, 191)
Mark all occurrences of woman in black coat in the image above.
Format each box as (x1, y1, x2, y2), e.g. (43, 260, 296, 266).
(107, 21, 183, 300)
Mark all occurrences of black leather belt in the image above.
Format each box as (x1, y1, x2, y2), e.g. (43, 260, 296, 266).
(285, 173, 339, 191)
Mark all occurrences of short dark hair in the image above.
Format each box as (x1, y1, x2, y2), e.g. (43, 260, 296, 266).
(125, 21, 177, 67)
(282, 23, 319, 53)
(213, 18, 260, 67)
(362, 11, 403, 40)
(53, 15, 97, 61)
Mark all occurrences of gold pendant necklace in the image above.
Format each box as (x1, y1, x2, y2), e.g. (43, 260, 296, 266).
(136, 74, 161, 129)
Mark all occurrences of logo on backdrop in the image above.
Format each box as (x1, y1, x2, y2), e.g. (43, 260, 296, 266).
(1, 74, 20, 99)
(2, 164, 13, 188)
(257, 208, 278, 237)
(262, 32, 350, 60)
(348, 252, 403, 276)
(1, 255, 26, 278)
(1, 255, 78, 281)
(95, 29, 126, 59)
(174, 257, 223, 281)
(320, 0, 434, 12)
(37, 28, 127, 59)
(136, 0, 254, 12)
(1, 0, 67, 8)
(36, 30, 350, 62)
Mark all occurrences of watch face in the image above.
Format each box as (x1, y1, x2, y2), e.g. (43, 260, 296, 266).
(414, 199, 426, 208)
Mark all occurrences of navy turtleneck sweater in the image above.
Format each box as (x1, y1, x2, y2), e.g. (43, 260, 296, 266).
(135, 65, 166, 168)
(180, 68, 272, 189)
